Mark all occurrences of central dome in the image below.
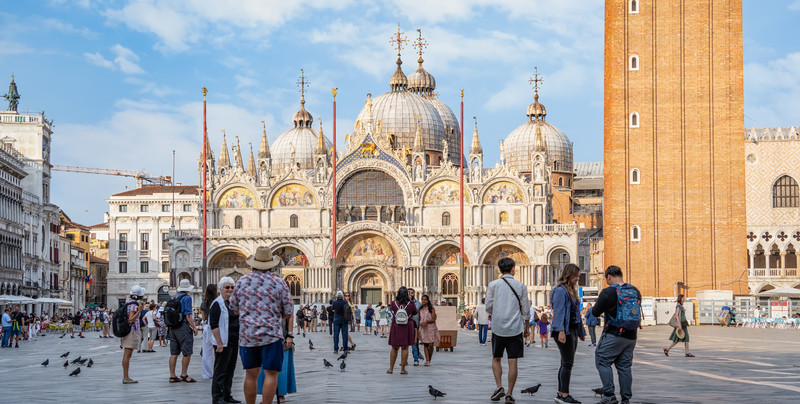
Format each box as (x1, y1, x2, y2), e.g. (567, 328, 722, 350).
(502, 92, 573, 175)
(354, 55, 460, 165)
(272, 99, 332, 170)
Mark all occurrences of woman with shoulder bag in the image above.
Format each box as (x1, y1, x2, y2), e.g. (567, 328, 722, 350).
(663, 294, 694, 357)
(550, 264, 586, 404)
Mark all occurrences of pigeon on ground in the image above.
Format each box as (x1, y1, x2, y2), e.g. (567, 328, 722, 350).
(71, 356, 82, 364)
(521, 384, 542, 395)
(41, 359, 49, 367)
(339, 361, 346, 371)
(309, 340, 314, 350)
(337, 352, 348, 361)
(78, 358, 88, 365)
(428, 385, 446, 400)
(60, 352, 70, 358)
(592, 388, 603, 397)
(87, 359, 93, 368)
(63, 360, 69, 368)
(323, 359, 333, 368)
(69, 368, 81, 376)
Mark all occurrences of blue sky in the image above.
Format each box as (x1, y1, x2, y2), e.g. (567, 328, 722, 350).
(1, 0, 798, 225)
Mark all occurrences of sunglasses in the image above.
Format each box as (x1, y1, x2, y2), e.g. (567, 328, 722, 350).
(223, 286, 234, 290)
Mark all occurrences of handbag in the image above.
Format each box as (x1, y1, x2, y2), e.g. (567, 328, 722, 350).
(668, 305, 681, 328)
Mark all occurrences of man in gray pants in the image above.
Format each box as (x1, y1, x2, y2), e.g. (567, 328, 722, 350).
(591, 266, 641, 404)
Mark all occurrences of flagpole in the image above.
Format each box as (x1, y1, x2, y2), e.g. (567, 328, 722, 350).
(201, 87, 208, 288)
(331, 88, 338, 298)
(459, 89, 465, 313)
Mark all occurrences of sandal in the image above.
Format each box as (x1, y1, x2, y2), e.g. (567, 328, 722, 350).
(122, 378, 138, 384)
(685, 353, 695, 357)
(386, 370, 393, 374)
(169, 376, 181, 383)
(180, 375, 197, 383)
(663, 348, 669, 357)
(424, 361, 430, 366)
(400, 369, 408, 375)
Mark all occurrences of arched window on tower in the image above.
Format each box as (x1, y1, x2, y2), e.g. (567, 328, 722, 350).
(629, 54, 639, 71)
(773, 175, 799, 208)
(630, 112, 640, 128)
(630, 0, 639, 13)
(290, 214, 299, 228)
(631, 225, 641, 242)
(558, 177, 564, 187)
(630, 168, 640, 184)
(442, 212, 451, 226)
(234, 215, 243, 229)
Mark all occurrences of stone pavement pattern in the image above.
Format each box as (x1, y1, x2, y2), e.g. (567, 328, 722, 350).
(1, 326, 798, 403)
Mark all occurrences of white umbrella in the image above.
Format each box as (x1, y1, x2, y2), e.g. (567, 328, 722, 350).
(0, 295, 37, 304)
(758, 287, 800, 298)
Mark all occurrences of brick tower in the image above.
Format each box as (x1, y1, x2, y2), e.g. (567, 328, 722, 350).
(603, 0, 747, 297)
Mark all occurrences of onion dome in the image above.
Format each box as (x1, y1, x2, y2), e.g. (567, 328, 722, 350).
(272, 98, 331, 170)
(408, 57, 436, 96)
(389, 56, 408, 91)
(502, 90, 572, 175)
(425, 96, 461, 163)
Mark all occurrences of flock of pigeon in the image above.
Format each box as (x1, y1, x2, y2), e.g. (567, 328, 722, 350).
(40, 350, 93, 377)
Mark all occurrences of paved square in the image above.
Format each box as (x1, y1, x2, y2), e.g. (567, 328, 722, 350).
(1, 325, 798, 403)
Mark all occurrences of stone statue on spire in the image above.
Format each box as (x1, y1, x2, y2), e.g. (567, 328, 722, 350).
(3, 75, 20, 112)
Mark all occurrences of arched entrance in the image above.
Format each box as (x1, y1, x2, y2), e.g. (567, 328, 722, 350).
(157, 285, 170, 303)
(549, 247, 571, 283)
(209, 250, 249, 284)
(356, 271, 384, 305)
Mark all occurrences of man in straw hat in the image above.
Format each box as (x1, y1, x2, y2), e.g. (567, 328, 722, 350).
(168, 278, 198, 383)
(229, 246, 293, 404)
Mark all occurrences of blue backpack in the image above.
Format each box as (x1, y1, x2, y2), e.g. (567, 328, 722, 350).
(607, 284, 641, 333)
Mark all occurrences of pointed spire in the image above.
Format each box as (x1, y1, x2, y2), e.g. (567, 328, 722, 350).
(389, 24, 408, 91)
(247, 143, 256, 176)
(470, 116, 483, 155)
(315, 118, 327, 155)
(258, 121, 271, 158)
(219, 131, 231, 168)
(234, 136, 244, 171)
(413, 118, 424, 153)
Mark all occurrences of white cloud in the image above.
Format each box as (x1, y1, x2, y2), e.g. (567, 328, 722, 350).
(0, 40, 34, 55)
(790, 1, 800, 11)
(122, 77, 177, 97)
(234, 75, 259, 90)
(84, 44, 144, 74)
(102, 0, 355, 52)
(84, 51, 114, 69)
(744, 52, 800, 127)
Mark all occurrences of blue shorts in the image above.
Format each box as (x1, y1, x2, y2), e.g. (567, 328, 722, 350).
(240, 340, 284, 371)
(365, 320, 372, 327)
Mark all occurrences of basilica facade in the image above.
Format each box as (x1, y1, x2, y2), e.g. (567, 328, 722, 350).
(170, 47, 578, 307)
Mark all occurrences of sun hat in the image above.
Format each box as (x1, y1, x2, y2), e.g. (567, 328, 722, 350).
(176, 279, 194, 292)
(130, 285, 146, 297)
(246, 246, 281, 270)
(676, 328, 686, 339)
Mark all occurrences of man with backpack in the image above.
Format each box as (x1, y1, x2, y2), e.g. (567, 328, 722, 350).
(331, 291, 350, 353)
(591, 265, 642, 404)
(165, 279, 198, 383)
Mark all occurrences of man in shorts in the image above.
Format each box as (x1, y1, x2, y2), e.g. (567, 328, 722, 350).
(230, 246, 292, 404)
(169, 279, 198, 383)
(486, 258, 530, 404)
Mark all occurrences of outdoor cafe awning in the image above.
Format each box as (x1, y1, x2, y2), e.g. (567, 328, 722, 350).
(757, 287, 800, 298)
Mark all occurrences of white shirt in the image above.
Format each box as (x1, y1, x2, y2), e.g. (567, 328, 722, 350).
(144, 310, 156, 328)
(485, 274, 531, 337)
(474, 304, 490, 325)
(754, 308, 761, 318)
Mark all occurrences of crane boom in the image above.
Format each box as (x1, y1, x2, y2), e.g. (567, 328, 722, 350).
(52, 165, 172, 187)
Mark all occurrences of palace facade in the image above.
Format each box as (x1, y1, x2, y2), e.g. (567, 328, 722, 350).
(169, 44, 578, 307)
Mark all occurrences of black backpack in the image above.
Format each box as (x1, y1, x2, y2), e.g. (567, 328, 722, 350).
(343, 304, 353, 323)
(112, 302, 137, 338)
(164, 293, 186, 328)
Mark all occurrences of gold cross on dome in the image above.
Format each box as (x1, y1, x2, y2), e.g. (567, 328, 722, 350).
(529, 67, 544, 92)
(296, 69, 310, 98)
(413, 29, 428, 59)
(389, 23, 408, 55)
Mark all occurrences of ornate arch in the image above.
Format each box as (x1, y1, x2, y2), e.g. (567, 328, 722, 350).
(270, 241, 314, 267)
(479, 240, 531, 266)
(215, 183, 259, 209)
(325, 221, 411, 267)
(346, 265, 393, 294)
(546, 244, 576, 264)
(420, 178, 471, 205)
(480, 177, 528, 204)
(207, 244, 251, 262)
(267, 180, 319, 209)
(422, 241, 469, 267)
(335, 159, 413, 205)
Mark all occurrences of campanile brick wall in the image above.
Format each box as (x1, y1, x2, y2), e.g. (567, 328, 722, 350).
(603, 0, 747, 297)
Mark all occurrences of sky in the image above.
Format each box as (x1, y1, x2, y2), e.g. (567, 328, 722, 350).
(1, 0, 798, 225)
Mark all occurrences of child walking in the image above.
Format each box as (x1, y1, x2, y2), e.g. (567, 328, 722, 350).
(537, 313, 550, 348)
